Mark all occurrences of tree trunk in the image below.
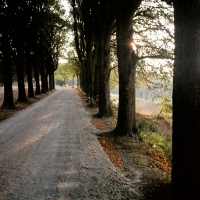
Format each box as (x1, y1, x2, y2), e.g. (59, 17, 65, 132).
(1, 32, 15, 108)
(16, 51, 27, 102)
(98, 34, 113, 117)
(40, 66, 46, 94)
(26, 64, 34, 98)
(34, 65, 41, 95)
(52, 73, 55, 90)
(45, 73, 49, 92)
(16, 63, 27, 102)
(49, 72, 54, 91)
(113, 0, 142, 137)
(94, 61, 99, 104)
(15, 32, 27, 102)
(172, 1, 200, 199)
(81, 62, 87, 93)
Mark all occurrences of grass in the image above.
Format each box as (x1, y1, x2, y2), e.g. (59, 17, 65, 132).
(137, 115, 172, 163)
(110, 94, 172, 162)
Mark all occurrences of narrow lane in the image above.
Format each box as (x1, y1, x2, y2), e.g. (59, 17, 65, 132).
(0, 88, 88, 199)
(0, 88, 143, 200)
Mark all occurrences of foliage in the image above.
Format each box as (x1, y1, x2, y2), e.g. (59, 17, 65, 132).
(110, 66, 119, 89)
(55, 50, 80, 84)
(137, 115, 172, 162)
(0, 0, 69, 103)
(55, 63, 69, 82)
(159, 95, 172, 113)
(157, 95, 172, 123)
(134, 0, 174, 96)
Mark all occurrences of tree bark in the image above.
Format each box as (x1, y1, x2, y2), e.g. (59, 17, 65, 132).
(26, 58, 35, 98)
(40, 65, 46, 94)
(16, 41, 27, 102)
(16, 62, 27, 102)
(1, 32, 15, 109)
(34, 65, 41, 95)
(81, 62, 87, 93)
(82, 0, 95, 102)
(49, 71, 54, 91)
(26, 64, 34, 98)
(94, 61, 100, 104)
(52, 73, 55, 90)
(172, 1, 200, 199)
(114, 0, 142, 137)
(45, 73, 49, 92)
(97, 34, 113, 117)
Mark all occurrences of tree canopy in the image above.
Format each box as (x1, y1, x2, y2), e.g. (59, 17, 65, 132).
(0, 0, 68, 107)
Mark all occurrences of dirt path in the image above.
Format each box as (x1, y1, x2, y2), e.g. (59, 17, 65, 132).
(0, 88, 144, 200)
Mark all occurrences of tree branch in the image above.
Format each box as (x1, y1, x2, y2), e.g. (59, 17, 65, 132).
(138, 55, 174, 60)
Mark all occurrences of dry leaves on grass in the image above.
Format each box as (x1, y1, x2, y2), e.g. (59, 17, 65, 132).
(98, 137, 123, 169)
(85, 107, 93, 112)
(90, 119, 106, 130)
(104, 118, 117, 129)
(148, 146, 171, 174)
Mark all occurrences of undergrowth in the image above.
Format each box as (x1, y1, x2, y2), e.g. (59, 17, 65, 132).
(137, 115, 172, 163)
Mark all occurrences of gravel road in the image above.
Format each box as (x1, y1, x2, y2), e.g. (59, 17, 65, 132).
(0, 87, 143, 200)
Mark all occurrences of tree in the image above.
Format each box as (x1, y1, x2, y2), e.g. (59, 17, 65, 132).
(0, 0, 67, 105)
(113, 0, 142, 137)
(172, 1, 200, 199)
(134, 0, 174, 101)
(112, 0, 174, 138)
(0, 0, 15, 108)
(90, 0, 115, 117)
(70, 0, 88, 92)
(70, 0, 115, 116)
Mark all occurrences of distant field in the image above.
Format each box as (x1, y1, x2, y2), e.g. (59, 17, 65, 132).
(110, 94, 160, 116)
(136, 98, 160, 116)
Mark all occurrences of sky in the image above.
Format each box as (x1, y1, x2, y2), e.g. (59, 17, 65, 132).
(61, 0, 70, 15)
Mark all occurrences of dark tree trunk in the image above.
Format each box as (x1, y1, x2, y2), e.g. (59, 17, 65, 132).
(16, 62, 27, 102)
(81, 62, 87, 93)
(34, 65, 41, 95)
(82, 1, 95, 101)
(49, 72, 54, 91)
(45, 73, 49, 92)
(86, 50, 94, 101)
(172, 1, 200, 199)
(26, 64, 34, 98)
(40, 66, 46, 94)
(52, 73, 55, 90)
(15, 29, 27, 102)
(1, 32, 15, 108)
(85, 63, 90, 97)
(16, 46, 27, 102)
(94, 61, 100, 104)
(113, 0, 142, 137)
(89, 1, 115, 117)
(98, 34, 113, 117)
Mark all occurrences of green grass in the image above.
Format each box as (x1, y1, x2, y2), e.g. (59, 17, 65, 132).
(137, 115, 172, 162)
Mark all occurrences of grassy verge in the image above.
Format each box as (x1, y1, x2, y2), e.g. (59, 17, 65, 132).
(137, 114, 172, 163)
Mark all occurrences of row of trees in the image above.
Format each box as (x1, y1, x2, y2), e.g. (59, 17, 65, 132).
(69, 0, 173, 137)
(0, 0, 67, 108)
(69, 0, 200, 198)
